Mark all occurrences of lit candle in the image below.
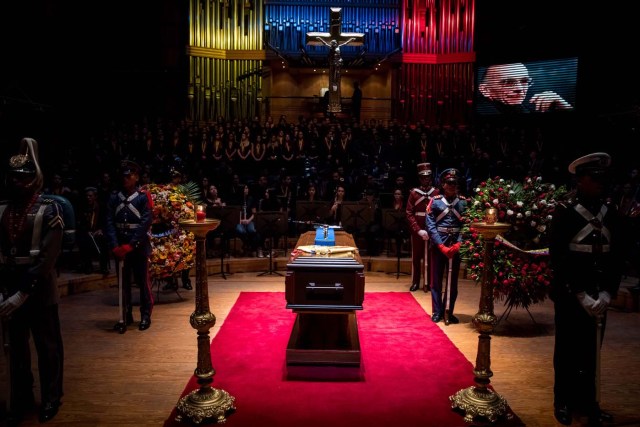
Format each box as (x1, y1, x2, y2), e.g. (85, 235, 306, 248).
(196, 205, 206, 222)
(485, 207, 497, 225)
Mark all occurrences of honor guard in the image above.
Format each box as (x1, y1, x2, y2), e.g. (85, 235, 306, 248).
(550, 152, 621, 427)
(406, 162, 439, 292)
(0, 138, 65, 424)
(105, 160, 154, 332)
(426, 168, 467, 324)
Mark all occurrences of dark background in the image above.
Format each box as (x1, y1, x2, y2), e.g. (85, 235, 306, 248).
(1, 0, 638, 165)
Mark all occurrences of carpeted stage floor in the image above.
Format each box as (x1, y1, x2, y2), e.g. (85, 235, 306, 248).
(164, 292, 523, 427)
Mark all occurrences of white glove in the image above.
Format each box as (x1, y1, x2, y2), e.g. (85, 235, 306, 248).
(592, 291, 611, 316)
(418, 230, 429, 240)
(0, 291, 29, 317)
(576, 292, 597, 317)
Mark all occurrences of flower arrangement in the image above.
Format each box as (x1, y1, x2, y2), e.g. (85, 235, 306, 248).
(460, 176, 568, 309)
(142, 183, 198, 279)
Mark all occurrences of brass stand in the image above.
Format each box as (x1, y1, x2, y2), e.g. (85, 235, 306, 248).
(450, 221, 511, 423)
(176, 219, 236, 425)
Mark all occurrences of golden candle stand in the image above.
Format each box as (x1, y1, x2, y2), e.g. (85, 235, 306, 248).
(176, 218, 236, 425)
(450, 220, 512, 423)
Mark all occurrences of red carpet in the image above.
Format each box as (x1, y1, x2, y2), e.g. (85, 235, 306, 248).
(165, 292, 523, 427)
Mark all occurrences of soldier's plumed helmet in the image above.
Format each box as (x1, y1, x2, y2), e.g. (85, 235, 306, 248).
(8, 154, 37, 175)
(417, 162, 432, 176)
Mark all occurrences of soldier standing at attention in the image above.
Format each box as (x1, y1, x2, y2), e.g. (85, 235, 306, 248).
(550, 152, 620, 427)
(405, 162, 439, 292)
(426, 168, 466, 324)
(105, 160, 154, 332)
(0, 138, 65, 424)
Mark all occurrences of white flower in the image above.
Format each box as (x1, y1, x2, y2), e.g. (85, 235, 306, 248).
(475, 187, 480, 193)
(525, 210, 531, 217)
(530, 220, 537, 227)
(507, 209, 514, 216)
(536, 176, 542, 182)
(499, 178, 505, 183)
(539, 199, 547, 206)
(474, 200, 480, 206)
(546, 215, 553, 221)
(492, 198, 499, 205)
(516, 200, 524, 207)
(509, 190, 515, 195)
(516, 213, 523, 219)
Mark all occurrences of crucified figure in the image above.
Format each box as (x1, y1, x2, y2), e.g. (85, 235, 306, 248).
(306, 7, 364, 113)
(317, 37, 356, 96)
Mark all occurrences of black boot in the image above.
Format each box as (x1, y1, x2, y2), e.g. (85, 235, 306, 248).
(446, 311, 460, 324)
(38, 400, 61, 423)
(114, 321, 127, 334)
(139, 315, 152, 331)
(409, 283, 419, 292)
(553, 404, 572, 426)
(589, 404, 613, 425)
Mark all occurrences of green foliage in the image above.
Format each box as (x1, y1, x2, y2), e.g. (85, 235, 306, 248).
(178, 181, 204, 206)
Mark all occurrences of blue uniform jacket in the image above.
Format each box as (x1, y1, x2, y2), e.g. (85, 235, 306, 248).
(105, 188, 152, 256)
(426, 194, 467, 246)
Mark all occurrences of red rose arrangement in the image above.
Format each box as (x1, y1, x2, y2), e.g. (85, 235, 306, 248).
(461, 176, 568, 309)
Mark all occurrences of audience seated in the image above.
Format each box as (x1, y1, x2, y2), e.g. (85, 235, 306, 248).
(8, 112, 636, 278)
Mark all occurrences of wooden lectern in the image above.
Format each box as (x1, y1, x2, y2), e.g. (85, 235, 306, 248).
(285, 231, 365, 366)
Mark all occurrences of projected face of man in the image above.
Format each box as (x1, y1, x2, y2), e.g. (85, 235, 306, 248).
(479, 63, 532, 106)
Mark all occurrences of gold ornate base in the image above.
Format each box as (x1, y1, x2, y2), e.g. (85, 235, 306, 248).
(175, 386, 236, 425)
(450, 386, 510, 423)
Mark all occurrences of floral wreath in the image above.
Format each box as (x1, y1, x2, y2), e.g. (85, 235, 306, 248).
(460, 176, 568, 310)
(142, 183, 197, 279)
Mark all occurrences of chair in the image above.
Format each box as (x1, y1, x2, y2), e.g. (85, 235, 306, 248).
(254, 210, 288, 276)
(382, 208, 410, 278)
(206, 205, 240, 279)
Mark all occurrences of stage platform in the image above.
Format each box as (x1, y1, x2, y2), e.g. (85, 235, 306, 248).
(56, 250, 414, 297)
(55, 239, 640, 313)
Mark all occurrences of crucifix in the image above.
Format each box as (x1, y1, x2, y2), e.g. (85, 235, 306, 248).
(306, 7, 365, 113)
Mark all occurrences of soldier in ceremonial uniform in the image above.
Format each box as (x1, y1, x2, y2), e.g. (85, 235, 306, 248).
(550, 152, 621, 427)
(405, 162, 439, 292)
(426, 168, 467, 324)
(0, 138, 65, 424)
(105, 160, 154, 332)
